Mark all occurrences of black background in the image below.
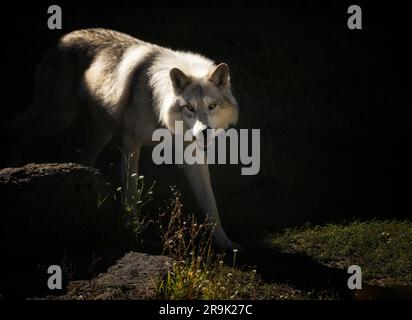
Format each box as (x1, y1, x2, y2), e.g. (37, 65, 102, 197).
(0, 0, 410, 237)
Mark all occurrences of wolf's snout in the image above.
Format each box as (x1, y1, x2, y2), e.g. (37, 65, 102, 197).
(191, 121, 207, 137)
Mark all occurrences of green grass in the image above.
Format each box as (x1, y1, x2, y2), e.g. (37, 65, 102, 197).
(158, 260, 311, 300)
(269, 220, 412, 286)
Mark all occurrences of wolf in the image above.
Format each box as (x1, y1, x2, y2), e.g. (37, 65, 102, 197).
(3, 28, 240, 251)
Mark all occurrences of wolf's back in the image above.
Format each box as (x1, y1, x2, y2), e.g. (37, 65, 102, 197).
(58, 28, 141, 58)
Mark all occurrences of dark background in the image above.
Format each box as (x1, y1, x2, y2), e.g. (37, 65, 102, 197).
(0, 0, 410, 243)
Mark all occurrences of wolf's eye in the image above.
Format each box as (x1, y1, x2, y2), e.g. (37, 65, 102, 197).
(208, 104, 217, 110)
(185, 104, 194, 112)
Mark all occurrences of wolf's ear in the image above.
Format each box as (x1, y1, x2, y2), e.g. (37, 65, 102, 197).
(170, 68, 191, 93)
(208, 63, 230, 88)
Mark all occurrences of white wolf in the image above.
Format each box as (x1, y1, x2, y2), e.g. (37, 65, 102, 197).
(5, 29, 240, 251)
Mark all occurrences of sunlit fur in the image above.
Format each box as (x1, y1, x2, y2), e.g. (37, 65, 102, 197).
(148, 50, 238, 135)
(5, 28, 241, 251)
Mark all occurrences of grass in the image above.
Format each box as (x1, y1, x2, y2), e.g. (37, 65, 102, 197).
(48, 172, 412, 300)
(268, 220, 412, 287)
(158, 260, 310, 300)
(97, 159, 411, 299)
(154, 188, 311, 300)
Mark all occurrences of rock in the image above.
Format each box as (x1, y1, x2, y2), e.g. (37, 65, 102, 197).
(51, 252, 173, 300)
(0, 163, 119, 258)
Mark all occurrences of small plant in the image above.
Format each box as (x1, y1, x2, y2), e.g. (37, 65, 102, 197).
(123, 174, 155, 245)
(117, 150, 156, 247)
(159, 187, 214, 261)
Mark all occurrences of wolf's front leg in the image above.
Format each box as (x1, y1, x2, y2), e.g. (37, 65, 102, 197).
(182, 162, 241, 252)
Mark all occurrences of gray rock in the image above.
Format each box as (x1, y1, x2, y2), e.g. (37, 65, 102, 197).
(54, 252, 173, 300)
(0, 163, 119, 257)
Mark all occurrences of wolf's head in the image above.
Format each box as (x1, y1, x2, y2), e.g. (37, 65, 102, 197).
(165, 63, 238, 144)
